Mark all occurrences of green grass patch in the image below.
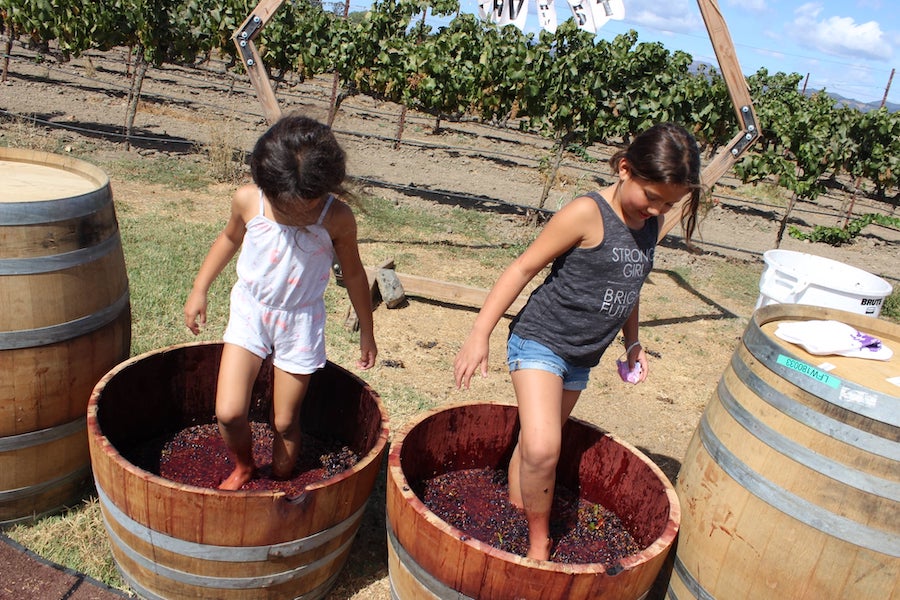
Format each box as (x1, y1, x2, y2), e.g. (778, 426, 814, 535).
(105, 155, 214, 191)
(882, 288, 900, 322)
(710, 260, 763, 308)
(359, 195, 510, 243)
(660, 260, 761, 315)
(730, 181, 788, 207)
(357, 195, 530, 288)
(359, 195, 450, 238)
(788, 213, 900, 246)
(119, 214, 233, 355)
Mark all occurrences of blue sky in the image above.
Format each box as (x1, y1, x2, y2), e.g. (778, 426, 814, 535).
(446, 0, 899, 105)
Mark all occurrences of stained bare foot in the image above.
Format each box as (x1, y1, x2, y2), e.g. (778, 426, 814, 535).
(526, 536, 552, 561)
(218, 466, 254, 490)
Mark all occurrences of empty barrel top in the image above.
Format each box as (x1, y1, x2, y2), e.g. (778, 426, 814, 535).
(1, 149, 107, 203)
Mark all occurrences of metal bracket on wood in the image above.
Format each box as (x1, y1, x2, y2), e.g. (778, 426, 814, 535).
(658, 0, 763, 241)
(235, 15, 263, 67)
(233, 0, 286, 124)
(238, 14, 264, 40)
(728, 105, 759, 159)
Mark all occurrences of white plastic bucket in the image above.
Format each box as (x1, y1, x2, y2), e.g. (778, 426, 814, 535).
(755, 249, 893, 317)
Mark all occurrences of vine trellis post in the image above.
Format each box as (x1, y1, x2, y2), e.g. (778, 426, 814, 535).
(232, 0, 284, 124)
(657, 0, 761, 241)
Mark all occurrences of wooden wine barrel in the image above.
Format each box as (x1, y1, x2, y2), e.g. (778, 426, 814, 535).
(87, 342, 389, 600)
(387, 402, 680, 600)
(0, 148, 131, 524)
(671, 304, 899, 599)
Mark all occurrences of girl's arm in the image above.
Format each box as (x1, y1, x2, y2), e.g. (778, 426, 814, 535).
(454, 196, 603, 389)
(620, 300, 649, 382)
(183, 186, 252, 334)
(330, 202, 377, 370)
(618, 211, 666, 381)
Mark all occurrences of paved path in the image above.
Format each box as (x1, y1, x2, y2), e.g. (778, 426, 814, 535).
(0, 534, 131, 600)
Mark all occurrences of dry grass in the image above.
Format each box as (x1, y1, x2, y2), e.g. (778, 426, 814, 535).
(136, 98, 214, 124)
(0, 114, 63, 153)
(203, 117, 247, 184)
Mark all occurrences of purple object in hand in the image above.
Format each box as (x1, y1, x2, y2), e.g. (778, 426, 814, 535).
(616, 359, 642, 384)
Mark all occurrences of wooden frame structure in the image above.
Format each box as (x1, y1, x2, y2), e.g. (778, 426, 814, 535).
(663, 0, 760, 238)
(233, 0, 285, 124)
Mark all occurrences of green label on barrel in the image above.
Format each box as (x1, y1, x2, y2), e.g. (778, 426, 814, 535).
(776, 354, 841, 389)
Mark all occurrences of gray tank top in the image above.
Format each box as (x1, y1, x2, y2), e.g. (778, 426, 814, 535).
(509, 191, 658, 367)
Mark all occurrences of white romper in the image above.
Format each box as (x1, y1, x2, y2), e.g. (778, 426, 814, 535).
(223, 190, 335, 374)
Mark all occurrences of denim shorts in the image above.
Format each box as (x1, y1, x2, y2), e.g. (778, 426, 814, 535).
(507, 333, 590, 391)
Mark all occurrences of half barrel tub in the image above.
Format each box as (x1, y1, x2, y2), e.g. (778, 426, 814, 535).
(0, 148, 131, 524)
(671, 304, 899, 599)
(87, 342, 389, 600)
(387, 402, 680, 600)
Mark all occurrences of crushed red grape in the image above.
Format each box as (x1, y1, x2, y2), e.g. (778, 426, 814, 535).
(122, 421, 358, 497)
(417, 467, 641, 565)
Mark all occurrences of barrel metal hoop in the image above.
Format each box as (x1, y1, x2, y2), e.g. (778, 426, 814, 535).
(117, 553, 341, 600)
(730, 353, 900, 462)
(699, 414, 900, 557)
(0, 187, 111, 225)
(386, 524, 473, 600)
(97, 485, 357, 590)
(742, 319, 899, 427)
(0, 290, 129, 350)
(0, 417, 87, 452)
(96, 484, 364, 563)
(717, 376, 900, 499)
(668, 554, 715, 600)
(0, 464, 91, 502)
(0, 229, 122, 275)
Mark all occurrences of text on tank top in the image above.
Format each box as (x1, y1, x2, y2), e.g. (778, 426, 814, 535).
(509, 191, 658, 367)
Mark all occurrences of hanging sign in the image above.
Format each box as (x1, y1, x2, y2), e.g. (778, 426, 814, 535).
(482, 0, 625, 34)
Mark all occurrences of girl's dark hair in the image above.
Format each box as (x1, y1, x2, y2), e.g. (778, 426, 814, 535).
(250, 113, 348, 221)
(608, 122, 704, 241)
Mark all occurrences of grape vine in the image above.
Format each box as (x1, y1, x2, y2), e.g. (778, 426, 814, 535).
(1, 0, 897, 234)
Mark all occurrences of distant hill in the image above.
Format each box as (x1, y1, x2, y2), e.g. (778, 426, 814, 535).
(805, 90, 899, 114)
(688, 61, 898, 113)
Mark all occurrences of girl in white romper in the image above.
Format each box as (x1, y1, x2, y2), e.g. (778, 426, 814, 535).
(184, 114, 377, 490)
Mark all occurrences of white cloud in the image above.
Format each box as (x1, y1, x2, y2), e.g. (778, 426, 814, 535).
(624, 0, 702, 35)
(806, 61, 882, 101)
(755, 48, 786, 62)
(725, 0, 767, 12)
(788, 2, 892, 61)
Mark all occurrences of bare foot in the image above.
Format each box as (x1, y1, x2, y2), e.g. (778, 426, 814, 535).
(526, 536, 552, 561)
(218, 466, 254, 490)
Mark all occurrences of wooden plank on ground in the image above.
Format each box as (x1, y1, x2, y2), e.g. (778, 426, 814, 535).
(364, 267, 528, 316)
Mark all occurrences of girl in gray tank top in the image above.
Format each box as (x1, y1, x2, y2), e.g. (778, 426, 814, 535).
(454, 123, 704, 562)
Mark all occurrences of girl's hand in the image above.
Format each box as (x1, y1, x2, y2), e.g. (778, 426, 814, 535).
(183, 289, 208, 335)
(454, 335, 490, 390)
(628, 344, 649, 383)
(357, 333, 377, 370)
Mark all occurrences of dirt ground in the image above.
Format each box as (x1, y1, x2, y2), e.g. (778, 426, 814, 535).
(1, 44, 898, 599)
